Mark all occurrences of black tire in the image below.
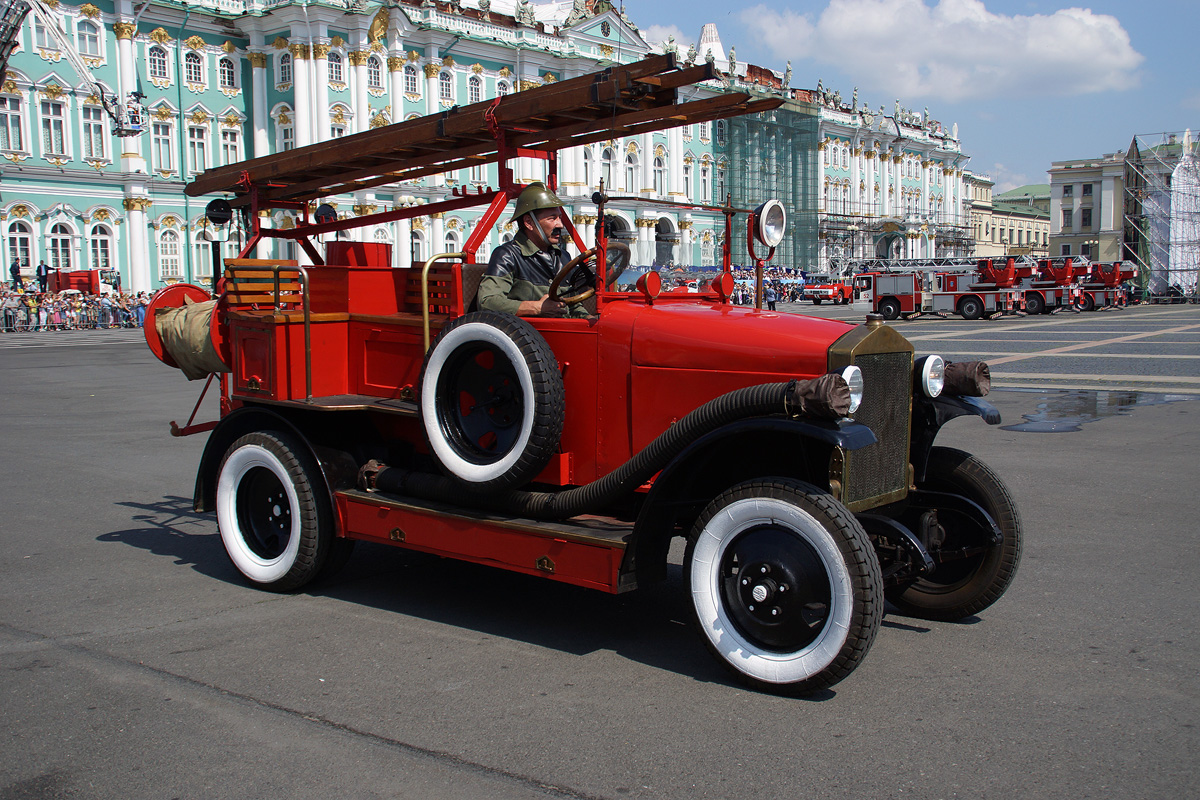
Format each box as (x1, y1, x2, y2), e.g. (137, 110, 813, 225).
(685, 479, 883, 695)
(888, 447, 1022, 621)
(1024, 292, 1045, 316)
(216, 431, 346, 591)
(878, 298, 901, 320)
(813, 298, 822, 305)
(420, 310, 564, 492)
(1078, 293, 1095, 312)
(841, 295, 851, 305)
(958, 296, 984, 320)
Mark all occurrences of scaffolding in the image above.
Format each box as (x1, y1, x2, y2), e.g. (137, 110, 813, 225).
(1123, 130, 1200, 301)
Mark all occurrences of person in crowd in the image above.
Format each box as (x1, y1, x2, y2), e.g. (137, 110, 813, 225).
(36, 260, 50, 293)
(2, 290, 19, 332)
(10, 258, 22, 291)
(478, 182, 592, 318)
(765, 283, 777, 311)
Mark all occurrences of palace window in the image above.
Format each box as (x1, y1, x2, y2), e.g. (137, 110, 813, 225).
(404, 65, 418, 94)
(683, 162, 692, 199)
(601, 147, 615, 188)
(185, 52, 203, 85)
(159, 230, 181, 280)
(496, 80, 509, 97)
(49, 223, 73, 271)
(1081, 208, 1092, 228)
(219, 58, 236, 89)
(7, 220, 31, 268)
(468, 76, 481, 104)
(653, 156, 665, 195)
(221, 129, 240, 164)
(625, 154, 637, 192)
(367, 56, 382, 89)
(582, 147, 593, 187)
(715, 119, 725, 144)
(280, 122, 294, 151)
(439, 71, 452, 101)
(34, 18, 53, 49)
(700, 162, 711, 202)
(699, 121, 710, 141)
(90, 225, 112, 271)
(40, 99, 66, 156)
(149, 46, 168, 80)
(1, 97, 23, 151)
(77, 21, 101, 57)
(152, 121, 173, 170)
(278, 53, 292, 85)
(188, 125, 207, 173)
(82, 105, 105, 159)
(328, 52, 343, 84)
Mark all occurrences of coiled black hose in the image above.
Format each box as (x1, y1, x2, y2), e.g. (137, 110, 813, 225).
(365, 374, 849, 520)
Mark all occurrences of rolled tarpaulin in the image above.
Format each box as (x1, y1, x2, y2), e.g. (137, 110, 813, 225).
(155, 296, 229, 380)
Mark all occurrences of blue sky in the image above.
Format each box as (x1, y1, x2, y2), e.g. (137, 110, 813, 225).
(631, 0, 1199, 192)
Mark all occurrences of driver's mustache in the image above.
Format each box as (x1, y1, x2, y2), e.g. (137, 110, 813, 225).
(549, 227, 564, 239)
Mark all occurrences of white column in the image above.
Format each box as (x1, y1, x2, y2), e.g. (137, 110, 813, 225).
(249, 52, 270, 157)
(113, 22, 144, 168)
(572, 146, 586, 197)
(351, 50, 369, 134)
(668, 125, 683, 197)
(313, 42, 330, 142)
(640, 133, 652, 195)
(430, 213, 445, 256)
(291, 44, 312, 148)
(424, 60, 440, 116)
(125, 198, 150, 292)
(388, 55, 404, 127)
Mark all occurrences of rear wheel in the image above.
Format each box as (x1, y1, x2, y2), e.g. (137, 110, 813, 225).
(1024, 292, 1044, 315)
(1078, 293, 1095, 312)
(686, 479, 883, 695)
(888, 447, 1022, 621)
(216, 431, 347, 591)
(878, 298, 901, 320)
(958, 296, 984, 320)
(813, 298, 822, 305)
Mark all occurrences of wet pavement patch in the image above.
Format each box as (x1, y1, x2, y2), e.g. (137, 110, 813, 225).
(1000, 389, 1192, 433)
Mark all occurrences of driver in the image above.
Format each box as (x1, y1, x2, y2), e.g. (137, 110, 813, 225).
(478, 182, 593, 318)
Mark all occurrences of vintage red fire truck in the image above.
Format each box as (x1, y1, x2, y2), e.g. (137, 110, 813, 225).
(802, 275, 854, 305)
(145, 56, 1020, 695)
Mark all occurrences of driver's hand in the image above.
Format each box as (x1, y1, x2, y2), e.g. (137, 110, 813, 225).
(518, 294, 566, 317)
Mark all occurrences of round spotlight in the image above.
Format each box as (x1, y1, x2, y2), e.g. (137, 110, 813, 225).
(753, 199, 787, 249)
(840, 365, 864, 414)
(917, 355, 945, 398)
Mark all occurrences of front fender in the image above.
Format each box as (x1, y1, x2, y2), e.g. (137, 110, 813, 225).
(626, 416, 877, 587)
(910, 394, 1000, 483)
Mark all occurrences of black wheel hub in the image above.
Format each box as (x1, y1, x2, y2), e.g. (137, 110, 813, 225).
(236, 466, 291, 559)
(437, 344, 523, 462)
(719, 526, 833, 652)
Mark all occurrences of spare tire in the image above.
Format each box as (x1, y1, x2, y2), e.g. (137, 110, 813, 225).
(419, 311, 564, 492)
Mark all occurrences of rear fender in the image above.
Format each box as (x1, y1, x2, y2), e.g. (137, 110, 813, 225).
(910, 395, 1000, 484)
(194, 407, 357, 537)
(626, 417, 876, 586)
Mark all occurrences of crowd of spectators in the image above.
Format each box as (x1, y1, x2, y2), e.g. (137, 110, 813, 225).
(1, 289, 150, 332)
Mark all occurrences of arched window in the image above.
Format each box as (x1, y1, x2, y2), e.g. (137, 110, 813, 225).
(184, 52, 203, 84)
(77, 21, 100, 57)
(683, 162, 692, 199)
(159, 229, 181, 280)
(403, 65, 418, 94)
(601, 147, 615, 188)
(219, 58, 236, 89)
(49, 223, 73, 271)
(328, 52, 343, 83)
(715, 119, 725, 145)
(149, 46, 168, 80)
(7, 220, 31, 268)
(90, 224, 112, 270)
(700, 161, 711, 202)
(653, 156, 665, 195)
(367, 56, 382, 88)
(699, 121, 710, 141)
(444, 229, 460, 252)
(841, 147, 848, 169)
(438, 71, 452, 101)
(410, 230, 424, 264)
(582, 147, 594, 187)
(496, 80, 509, 97)
(624, 154, 637, 192)
(468, 76, 481, 104)
(278, 53, 292, 85)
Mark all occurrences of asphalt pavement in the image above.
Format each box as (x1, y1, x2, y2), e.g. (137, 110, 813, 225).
(1, 312, 1197, 799)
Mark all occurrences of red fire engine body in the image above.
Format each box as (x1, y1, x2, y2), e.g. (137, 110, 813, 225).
(48, 268, 117, 294)
(854, 266, 1022, 321)
(143, 57, 1021, 695)
(802, 275, 854, 305)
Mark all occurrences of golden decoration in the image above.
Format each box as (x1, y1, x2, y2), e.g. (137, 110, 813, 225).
(368, 8, 388, 43)
(11, 204, 29, 218)
(498, 66, 510, 78)
(312, 43, 331, 59)
(247, 52, 267, 68)
(185, 35, 206, 51)
(370, 113, 388, 129)
(92, 209, 109, 221)
(43, 0, 59, 8)
(276, 109, 291, 125)
(542, 73, 556, 84)
(352, 204, 378, 216)
(149, 27, 172, 45)
(347, 50, 367, 66)
(387, 56, 403, 71)
(113, 22, 136, 40)
(273, 37, 288, 50)
(519, 79, 539, 91)
(42, 83, 63, 98)
(429, 212, 443, 220)
(79, 3, 100, 19)
(161, 215, 178, 228)
(153, 106, 174, 120)
(289, 43, 310, 59)
(471, 63, 483, 75)
(600, 44, 614, 57)
(654, 144, 665, 157)
(407, 51, 419, 62)
(189, 110, 208, 124)
(423, 63, 440, 78)
(85, 92, 101, 105)
(442, 55, 454, 67)
(369, 41, 384, 53)
(2, 79, 17, 94)
(222, 113, 240, 127)
(411, 218, 425, 231)
(331, 36, 345, 48)
(331, 107, 346, 124)
(626, 141, 637, 155)
(278, 216, 295, 230)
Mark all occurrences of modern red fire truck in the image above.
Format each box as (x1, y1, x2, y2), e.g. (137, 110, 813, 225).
(852, 259, 1023, 321)
(144, 56, 1020, 695)
(1076, 261, 1135, 311)
(802, 275, 854, 305)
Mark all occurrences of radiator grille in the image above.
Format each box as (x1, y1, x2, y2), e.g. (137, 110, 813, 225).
(842, 351, 911, 507)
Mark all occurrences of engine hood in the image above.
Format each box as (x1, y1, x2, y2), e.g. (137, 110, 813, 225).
(619, 300, 856, 377)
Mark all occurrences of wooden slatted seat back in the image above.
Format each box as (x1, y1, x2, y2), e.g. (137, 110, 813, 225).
(223, 258, 304, 310)
(397, 262, 464, 316)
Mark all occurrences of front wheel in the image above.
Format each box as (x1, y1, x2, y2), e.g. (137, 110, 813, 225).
(888, 447, 1022, 621)
(1024, 292, 1045, 316)
(685, 479, 883, 695)
(958, 296, 984, 320)
(878, 298, 901, 320)
(216, 431, 346, 591)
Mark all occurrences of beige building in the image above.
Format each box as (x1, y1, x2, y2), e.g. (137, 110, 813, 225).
(1049, 153, 1126, 261)
(963, 174, 1050, 257)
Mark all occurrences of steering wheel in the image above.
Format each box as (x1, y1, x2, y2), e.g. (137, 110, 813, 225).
(548, 242, 631, 305)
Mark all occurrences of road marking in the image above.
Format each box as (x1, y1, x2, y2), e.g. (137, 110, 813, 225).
(984, 324, 1200, 366)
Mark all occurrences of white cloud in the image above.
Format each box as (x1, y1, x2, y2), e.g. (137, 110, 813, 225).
(643, 24, 693, 54)
(741, 0, 1144, 102)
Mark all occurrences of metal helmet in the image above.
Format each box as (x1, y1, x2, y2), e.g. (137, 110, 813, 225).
(511, 181, 564, 222)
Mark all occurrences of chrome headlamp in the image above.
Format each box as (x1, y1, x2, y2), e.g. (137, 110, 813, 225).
(840, 365, 864, 414)
(915, 354, 945, 398)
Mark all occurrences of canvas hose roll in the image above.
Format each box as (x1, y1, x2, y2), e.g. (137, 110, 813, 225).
(154, 297, 230, 380)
